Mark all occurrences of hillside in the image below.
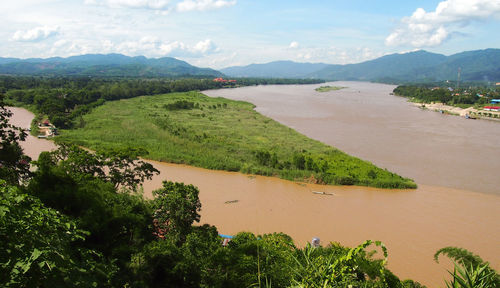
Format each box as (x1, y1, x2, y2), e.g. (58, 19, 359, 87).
(0, 53, 223, 78)
(220, 60, 329, 78)
(2, 49, 498, 81)
(222, 49, 500, 82)
(310, 50, 447, 81)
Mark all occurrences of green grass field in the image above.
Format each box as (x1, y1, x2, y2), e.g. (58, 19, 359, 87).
(57, 91, 416, 189)
(315, 86, 346, 92)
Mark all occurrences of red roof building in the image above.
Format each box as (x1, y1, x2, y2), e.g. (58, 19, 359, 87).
(483, 106, 500, 111)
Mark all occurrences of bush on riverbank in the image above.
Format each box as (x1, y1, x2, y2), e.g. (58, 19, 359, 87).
(56, 91, 416, 189)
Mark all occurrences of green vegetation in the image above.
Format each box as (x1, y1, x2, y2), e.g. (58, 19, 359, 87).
(393, 85, 499, 107)
(57, 91, 416, 189)
(0, 76, 324, 130)
(0, 104, 31, 185)
(315, 85, 346, 92)
(1, 100, 497, 287)
(435, 247, 500, 288)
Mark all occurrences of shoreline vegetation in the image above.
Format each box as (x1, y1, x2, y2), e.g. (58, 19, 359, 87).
(1, 76, 324, 131)
(315, 85, 346, 92)
(56, 91, 416, 189)
(393, 85, 500, 120)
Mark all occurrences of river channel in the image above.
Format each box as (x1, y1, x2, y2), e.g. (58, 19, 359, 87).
(8, 82, 500, 287)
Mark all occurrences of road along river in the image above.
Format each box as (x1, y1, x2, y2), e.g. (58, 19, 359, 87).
(8, 83, 500, 287)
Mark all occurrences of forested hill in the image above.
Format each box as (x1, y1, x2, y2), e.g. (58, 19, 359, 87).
(309, 50, 448, 81)
(0, 53, 223, 78)
(222, 49, 500, 83)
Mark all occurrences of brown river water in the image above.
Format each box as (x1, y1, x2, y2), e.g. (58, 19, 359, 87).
(8, 82, 500, 287)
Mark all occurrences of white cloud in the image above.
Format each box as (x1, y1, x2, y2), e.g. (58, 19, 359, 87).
(108, 0, 170, 9)
(176, 0, 236, 12)
(53, 39, 68, 47)
(85, 0, 171, 11)
(159, 39, 219, 57)
(11, 25, 59, 42)
(159, 41, 188, 55)
(386, 0, 500, 47)
(192, 39, 219, 54)
(296, 52, 311, 60)
(290, 46, 383, 65)
(86, 37, 220, 57)
(385, 0, 500, 47)
(86, 0, 235, 13)
(289, 41, 299, 49)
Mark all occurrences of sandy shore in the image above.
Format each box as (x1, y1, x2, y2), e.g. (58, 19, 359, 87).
(411, 101, 500, 120)
(411, 102, 475, 117)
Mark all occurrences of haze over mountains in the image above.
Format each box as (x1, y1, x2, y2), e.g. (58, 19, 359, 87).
(0, 54, 223, 78)
(220, 61, 330, 79)
(0, 49, 498, 82)
(222, 49, 500, 82)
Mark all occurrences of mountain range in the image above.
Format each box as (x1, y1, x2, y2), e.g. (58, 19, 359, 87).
(0, 49, 498, 82)
(220, 61, 330, 78)
(0, 54, 222, 78)
(222, 49, 500, 82)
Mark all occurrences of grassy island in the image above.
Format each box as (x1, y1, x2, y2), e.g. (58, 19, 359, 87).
(315, 86, 346, 92)
(57, 91, 416, 189)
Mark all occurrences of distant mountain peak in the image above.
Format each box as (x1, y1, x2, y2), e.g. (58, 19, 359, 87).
(0, 53, 223, 78)
(222, 49, 500, 82)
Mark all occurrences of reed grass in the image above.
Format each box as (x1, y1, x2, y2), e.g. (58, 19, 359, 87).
(57, 91, 416, 189)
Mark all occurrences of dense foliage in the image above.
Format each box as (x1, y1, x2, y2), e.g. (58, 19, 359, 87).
(393, 85, 499, 106)
(0, 97, 31, 184)
(57, 91, 416, 189)
(0, 76, 323, 129)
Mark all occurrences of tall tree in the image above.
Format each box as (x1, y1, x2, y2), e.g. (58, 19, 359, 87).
(0, 94, 30, 184)
(152, 181, 201, 243)
(45, 144, 159, 191)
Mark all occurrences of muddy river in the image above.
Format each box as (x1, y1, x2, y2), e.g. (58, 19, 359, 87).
(8, 82, 500, 287)
(204, 82, 500, 195)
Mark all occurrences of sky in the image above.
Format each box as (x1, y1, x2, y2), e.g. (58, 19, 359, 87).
(1, 0, 499, 69)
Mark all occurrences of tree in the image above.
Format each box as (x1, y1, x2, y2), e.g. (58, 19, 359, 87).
(46, 144, 159, 191)
(27, 151, 155, 286)
(130, 224, 221, 288)
(0, 180, 114, 287)
(0, 94, 31, 185)
(152, 181, 201, 243)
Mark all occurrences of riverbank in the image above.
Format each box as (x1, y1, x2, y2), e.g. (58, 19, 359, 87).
(56, 91, 416, 189)
(411, 102, 473, 116)
(411, 101, 500, 121)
